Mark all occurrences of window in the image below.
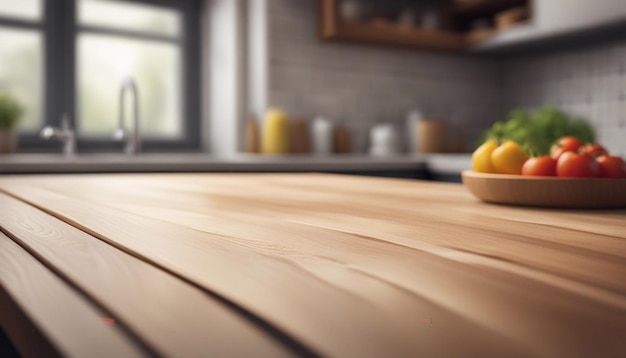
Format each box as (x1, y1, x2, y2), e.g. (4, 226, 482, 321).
(0, 0, 200, 152)
(0, 0, 44, 133)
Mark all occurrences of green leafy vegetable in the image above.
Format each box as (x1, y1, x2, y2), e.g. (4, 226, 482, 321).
(479, 106, 594, 156)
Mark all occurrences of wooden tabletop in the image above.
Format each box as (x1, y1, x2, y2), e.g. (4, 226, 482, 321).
(0, 173, 625, 357)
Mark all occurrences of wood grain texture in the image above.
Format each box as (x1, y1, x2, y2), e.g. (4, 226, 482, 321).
(0, 185, 429, 358)
(289, 119, 310, 154)
(462, 170, 626, 208)
(333, 125, 351, 154)
(336, 20, 465, 51)
(0, 233, 145, 358)
(1, 173, 626, 357)
(0, 193, 294, 358)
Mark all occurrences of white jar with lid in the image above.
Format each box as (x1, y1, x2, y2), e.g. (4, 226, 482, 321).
(368, 123, 400, 156)
(406, 109, 423, 153)
(311, 117, 334, 155)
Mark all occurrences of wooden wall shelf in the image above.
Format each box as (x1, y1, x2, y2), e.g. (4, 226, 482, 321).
(319, 0, 531, 52)
(452, 0, 527, 18)
(335, 21, 465, 52)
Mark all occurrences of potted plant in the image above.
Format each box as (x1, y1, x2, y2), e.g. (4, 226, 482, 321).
(0, 93, 23, 154)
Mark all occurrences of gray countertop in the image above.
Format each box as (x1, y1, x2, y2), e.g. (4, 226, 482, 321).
(0, 153, 471, 175)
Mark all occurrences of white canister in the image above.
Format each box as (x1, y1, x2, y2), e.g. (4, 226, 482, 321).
(406, 109, 423, 153)
(368, 123, 400, 156)
(311, 117, 334, 155)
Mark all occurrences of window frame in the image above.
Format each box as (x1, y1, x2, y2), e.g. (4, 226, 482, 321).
(15, 0, 201, 153)
(0, 2, 46, 148)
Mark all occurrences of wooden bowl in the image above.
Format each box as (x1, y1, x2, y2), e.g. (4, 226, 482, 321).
(462, 170, 626, 209)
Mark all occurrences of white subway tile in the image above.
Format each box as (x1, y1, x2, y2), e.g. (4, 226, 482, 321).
(595, 126, 623, 154)
(591, 74, 608, 100)
(618, 97, 626, 126)
(604, 99, 621, 126)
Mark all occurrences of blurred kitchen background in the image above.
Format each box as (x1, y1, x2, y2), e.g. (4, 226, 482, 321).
(266, 0, 626, 155)
(1, 0, 626, 178)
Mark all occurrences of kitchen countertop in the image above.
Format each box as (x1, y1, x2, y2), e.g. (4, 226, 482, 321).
(0, 173, 624, 357)
(0, 153, 472, 175)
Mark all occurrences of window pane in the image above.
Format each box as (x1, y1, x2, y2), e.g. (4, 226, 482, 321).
(78, 0, 181, 37)
(0, 0, 41, 20)
(77, 33, 182, 139)
(0, 26, 43, 132)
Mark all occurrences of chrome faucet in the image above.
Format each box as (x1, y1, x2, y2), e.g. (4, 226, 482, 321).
(113, 78, 141, 154)
(40, 114, 76, 156)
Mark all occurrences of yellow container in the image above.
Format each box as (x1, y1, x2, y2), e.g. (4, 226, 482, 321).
(261, 109, 289, 154)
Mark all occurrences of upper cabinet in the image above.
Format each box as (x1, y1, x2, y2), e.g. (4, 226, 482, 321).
(318, 0, 532, 51)
(472, 0, 626, 52)
(319, 0, 626, 53)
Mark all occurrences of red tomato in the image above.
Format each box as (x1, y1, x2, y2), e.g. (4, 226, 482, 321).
(596, 155, 626, 178)
(582, 143, 608, 158)
(556, 152, 600, 178)
(550, 136, 584, 160)
(521, 156, 557, 176)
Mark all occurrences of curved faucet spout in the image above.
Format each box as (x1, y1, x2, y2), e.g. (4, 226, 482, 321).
(115, 78, 141, 154)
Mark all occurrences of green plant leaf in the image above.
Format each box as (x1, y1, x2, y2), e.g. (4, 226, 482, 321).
(0, 93, 23, 130)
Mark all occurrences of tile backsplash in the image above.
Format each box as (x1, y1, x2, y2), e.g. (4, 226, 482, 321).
(265, 0, 625, 155)
(266, 0, 501, 153)
(502, 39, 626, 157)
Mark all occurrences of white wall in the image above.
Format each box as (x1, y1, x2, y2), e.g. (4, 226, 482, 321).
(203, 0, 246, 155)
(534, 0, 626, 31)
(246, 0, 269, 123)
